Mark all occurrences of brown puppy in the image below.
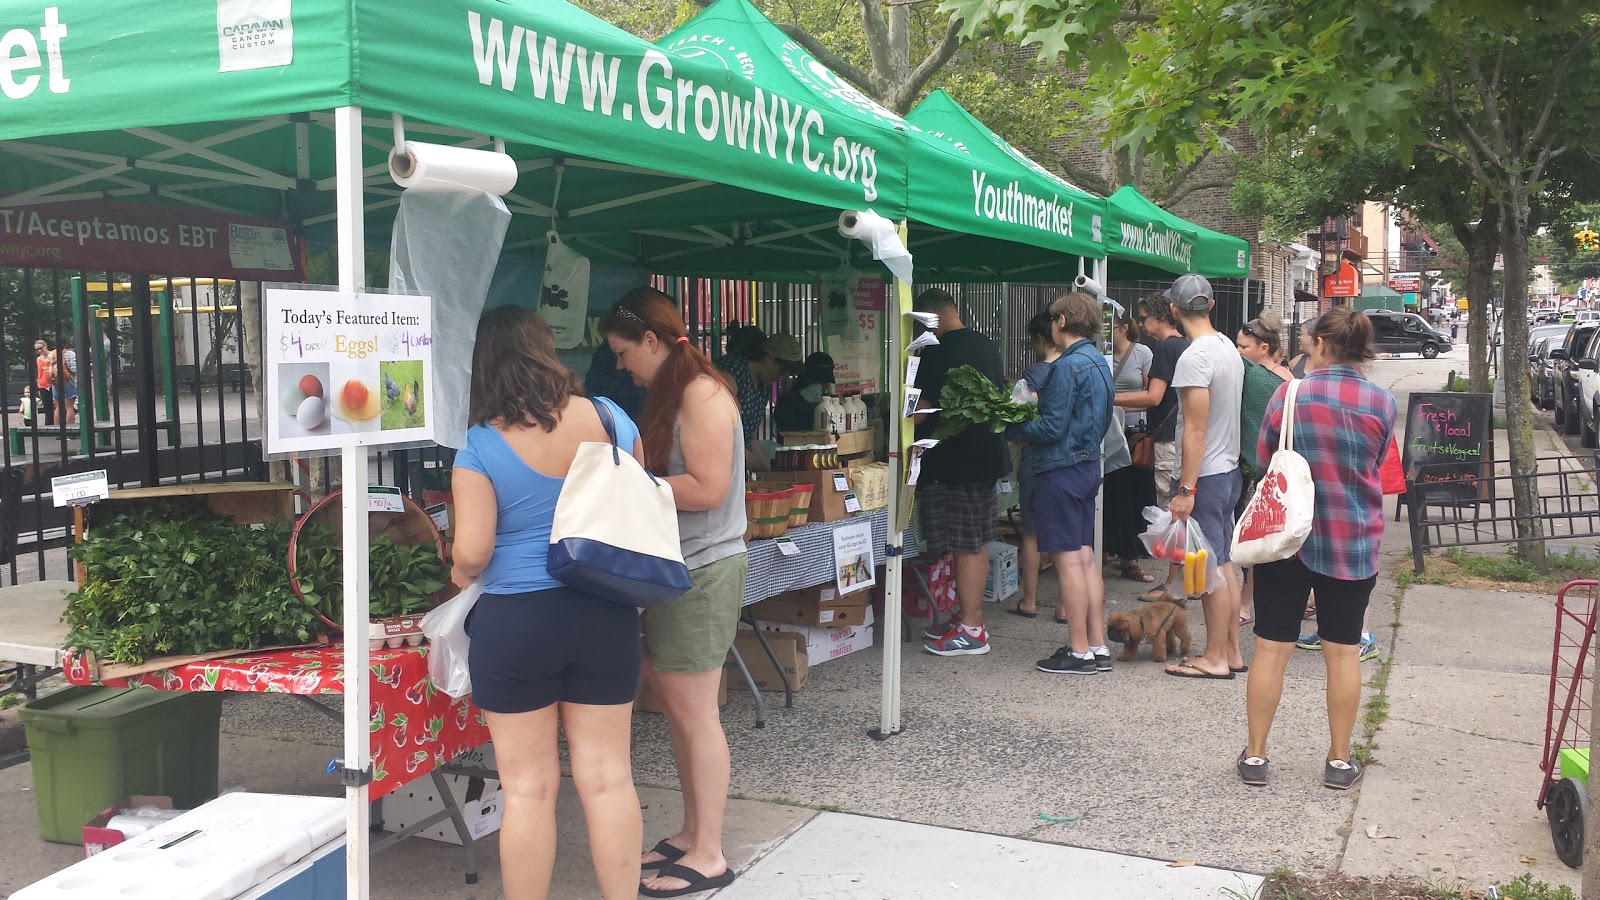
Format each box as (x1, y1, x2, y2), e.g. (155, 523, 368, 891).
(1106, 598, 1191, 662)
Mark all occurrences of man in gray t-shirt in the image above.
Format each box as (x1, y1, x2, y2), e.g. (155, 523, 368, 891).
(1172, 333, 1243, 478)
(1162, 275, 1247, 681)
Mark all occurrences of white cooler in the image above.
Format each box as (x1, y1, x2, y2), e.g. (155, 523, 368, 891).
(14, 793, 345, 900)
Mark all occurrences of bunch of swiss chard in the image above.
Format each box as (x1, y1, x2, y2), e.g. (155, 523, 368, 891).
(933, 364, 1040, 440)
(65, 499, 316, 665)
(292, 523, 447, 623)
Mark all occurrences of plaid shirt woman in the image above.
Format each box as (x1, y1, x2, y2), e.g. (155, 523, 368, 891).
(1239, 308, 1397, 795)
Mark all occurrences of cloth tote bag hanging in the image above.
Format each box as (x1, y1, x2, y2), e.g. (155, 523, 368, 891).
(1231, 379, 1315, 567)
(548, 399, 693, 607)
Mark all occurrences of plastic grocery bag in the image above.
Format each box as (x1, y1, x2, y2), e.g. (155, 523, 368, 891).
(421, 580, 482, 699)
(1138, 506, 1222, 598)
(1009, 378, 1038, 406)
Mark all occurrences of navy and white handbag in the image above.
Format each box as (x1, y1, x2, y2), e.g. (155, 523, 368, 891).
(547, 399, 693, 607)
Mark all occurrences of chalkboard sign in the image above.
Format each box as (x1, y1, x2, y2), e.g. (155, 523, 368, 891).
(1401, 392, 1493, 503)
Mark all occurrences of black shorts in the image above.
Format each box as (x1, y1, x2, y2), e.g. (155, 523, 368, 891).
(466, 585, 641, 713)
(1252, 555, 1375, 646)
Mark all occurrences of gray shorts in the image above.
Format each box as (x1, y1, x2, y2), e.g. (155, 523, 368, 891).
(1171, 468, 1243, 565)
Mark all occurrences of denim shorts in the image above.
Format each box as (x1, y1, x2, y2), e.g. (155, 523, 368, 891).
(1035, 460, 1101, 554)
(1171, 468, 1243, 565)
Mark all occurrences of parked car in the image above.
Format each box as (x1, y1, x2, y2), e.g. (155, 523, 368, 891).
(1576, 328, 1600, 448)
(1553, 322, 1600, 435)
(1531, 336, 1558, 409)
(1364, 310, 1453, 359)
(1579, 310, 1600, 326)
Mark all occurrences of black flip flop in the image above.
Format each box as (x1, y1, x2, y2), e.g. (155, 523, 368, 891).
(1005, 607, 1038, 619)
(642, 839, 687, 872)
(1231, 665, 1250, 674)
(640, 863, 736, 898)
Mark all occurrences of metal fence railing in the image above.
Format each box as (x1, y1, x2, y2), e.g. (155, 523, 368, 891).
(1406, 454, 1600, 573)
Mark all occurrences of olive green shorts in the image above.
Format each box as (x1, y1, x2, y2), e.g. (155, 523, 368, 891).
(642, 553, 748, 673)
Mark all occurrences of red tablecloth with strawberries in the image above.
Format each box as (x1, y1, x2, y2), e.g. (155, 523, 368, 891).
(63, 644, 489, 801)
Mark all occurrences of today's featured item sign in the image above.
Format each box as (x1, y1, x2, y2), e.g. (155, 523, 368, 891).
(264, 288, 435, 456)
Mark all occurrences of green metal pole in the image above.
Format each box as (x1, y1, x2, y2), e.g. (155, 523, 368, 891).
(90, 302, 110, 421)
(70, 277, 90, 455)
(157, 290, 177, 423)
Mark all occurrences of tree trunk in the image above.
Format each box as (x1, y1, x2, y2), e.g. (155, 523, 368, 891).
(1499, 190, 1548, 571)
(1465, 205, 1501, 393)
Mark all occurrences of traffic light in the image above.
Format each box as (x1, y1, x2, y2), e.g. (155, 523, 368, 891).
(1577, 228, 1600, 252)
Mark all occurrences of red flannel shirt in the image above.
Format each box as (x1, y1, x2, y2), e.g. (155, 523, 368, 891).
(1257, 365, 1397, 580)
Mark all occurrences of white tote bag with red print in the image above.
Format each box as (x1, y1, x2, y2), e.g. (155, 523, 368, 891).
(1232, 379, 1315, 567)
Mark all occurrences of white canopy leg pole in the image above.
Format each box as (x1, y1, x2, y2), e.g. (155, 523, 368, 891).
(1095, 258, 1108, 563)
(875, 224, 911, 740)
(334, 104, 373, 900)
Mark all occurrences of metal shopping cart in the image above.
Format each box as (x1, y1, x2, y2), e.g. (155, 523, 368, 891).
(1539, 580, 1597, 867)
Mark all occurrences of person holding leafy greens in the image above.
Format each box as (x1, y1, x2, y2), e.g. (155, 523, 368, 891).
(450, 305, 646, 900)
(914, 288, 1012, 658)
(1005, 293, 1115, 676)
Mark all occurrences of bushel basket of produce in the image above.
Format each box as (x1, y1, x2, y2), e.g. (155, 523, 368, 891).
(288, 490, 452, 644)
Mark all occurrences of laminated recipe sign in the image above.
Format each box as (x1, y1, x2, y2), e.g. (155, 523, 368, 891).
(264, 288, 436, 456)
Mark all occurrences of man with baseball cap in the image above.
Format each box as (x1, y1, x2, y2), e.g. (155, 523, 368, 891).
(1160, 274, 1248, 681)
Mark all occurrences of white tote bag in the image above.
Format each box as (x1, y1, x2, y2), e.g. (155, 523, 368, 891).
(1231, 378, 1315, 567)
(538, 233, 591, 350)
(548, 400, 693, 607)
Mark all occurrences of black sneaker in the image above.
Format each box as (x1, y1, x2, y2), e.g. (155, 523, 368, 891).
(1092, 647, 1113, 672)
(1036, 647, 1098, 675)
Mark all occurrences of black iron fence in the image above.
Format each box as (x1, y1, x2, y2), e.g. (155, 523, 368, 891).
(1405, 454, 1600, 573)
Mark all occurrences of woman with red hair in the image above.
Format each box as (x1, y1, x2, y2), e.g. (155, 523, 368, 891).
(603, 287, 746, 898)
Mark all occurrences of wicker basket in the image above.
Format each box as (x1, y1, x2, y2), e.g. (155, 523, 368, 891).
(786, 482, 815, 528)
(744, 483, 795, 541)
(288, 490, 452, 639)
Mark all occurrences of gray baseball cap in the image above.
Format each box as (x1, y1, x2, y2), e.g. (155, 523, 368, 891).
(1163, 274, 1214, 311)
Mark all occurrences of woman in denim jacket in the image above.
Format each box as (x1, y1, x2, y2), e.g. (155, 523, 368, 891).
(1006, 292, 1116, 676)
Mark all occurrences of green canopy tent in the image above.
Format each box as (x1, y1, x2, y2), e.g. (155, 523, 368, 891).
(644, 0, 1110, 283)
(904, 89, 1106, 281)
(0, 0, 943, 892)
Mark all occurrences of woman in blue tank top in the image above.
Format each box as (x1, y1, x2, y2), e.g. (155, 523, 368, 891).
(449, 306, 645, 900)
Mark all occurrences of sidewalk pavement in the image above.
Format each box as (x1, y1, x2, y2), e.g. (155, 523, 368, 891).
(0, 351, 1580, 898)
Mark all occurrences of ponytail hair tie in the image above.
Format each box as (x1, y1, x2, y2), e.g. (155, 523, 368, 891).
(676, 336, 690, 344)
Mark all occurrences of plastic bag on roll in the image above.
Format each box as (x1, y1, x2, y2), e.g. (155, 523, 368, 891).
(838, 210, 912, 282)
(389, 189, 511, 450)
(422, 581, 482, 698)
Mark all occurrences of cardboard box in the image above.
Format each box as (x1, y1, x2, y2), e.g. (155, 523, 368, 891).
(83, 795, 175, 858)
(984, 541, 1019, 603)
(725, 631, 808, 692)
(751, 592, 870, 628)
(765, 469, 859, 522)
(381, 744, 501, 846)
(636, 669, 728, 714)
(759, 609, 876, 667)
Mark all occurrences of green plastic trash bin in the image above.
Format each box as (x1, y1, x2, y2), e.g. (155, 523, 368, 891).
(19, 686, 223, 844)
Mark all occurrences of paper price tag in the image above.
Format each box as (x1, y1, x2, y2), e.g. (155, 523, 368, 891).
(902, 387, 922, 418)
(368, 485, 405, 513)
(51, 470, 109, 508)
(775, 537, 800, 557)
(832, 472, 850, 492)
(999, 481, 1013, 494)
(844, 492, 862, 513)
(425, 503, 450, 532)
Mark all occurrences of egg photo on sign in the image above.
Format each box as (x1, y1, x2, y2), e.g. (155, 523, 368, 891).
(328, 360, 382, 433)
(275, 362, 331, 438)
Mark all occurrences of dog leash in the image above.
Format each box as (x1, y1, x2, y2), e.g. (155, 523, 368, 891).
(1152, 596, 1183, 636)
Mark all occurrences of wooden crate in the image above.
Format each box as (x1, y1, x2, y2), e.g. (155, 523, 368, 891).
(776, 427, 875, 457)
(91, 482, 297, 530)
